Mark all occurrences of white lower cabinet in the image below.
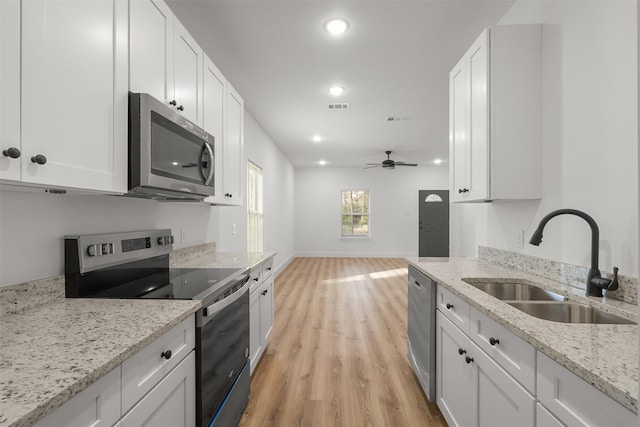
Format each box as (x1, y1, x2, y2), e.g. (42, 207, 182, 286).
(249, 257, 275, 374)
(121, 351, 196, 427)
(436, 310, 535, 427)
(33, 367, 121, 427)
(537, 352, 636, 427)
(34, 315, 196, 427)
(536, 403, 564, 427)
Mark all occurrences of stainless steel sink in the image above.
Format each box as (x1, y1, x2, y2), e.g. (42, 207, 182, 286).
(463, 279, 567, 302)
(507, 302, 636, 325)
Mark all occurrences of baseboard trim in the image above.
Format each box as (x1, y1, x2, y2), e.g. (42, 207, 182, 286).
(274, 253, 295, 278)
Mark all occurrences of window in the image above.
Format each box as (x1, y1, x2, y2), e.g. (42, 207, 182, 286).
(341, 190, 370, 237)
(247, 161, 263, 252)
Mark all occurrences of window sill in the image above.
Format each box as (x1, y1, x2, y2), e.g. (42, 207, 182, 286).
(340, 235, 371, 239)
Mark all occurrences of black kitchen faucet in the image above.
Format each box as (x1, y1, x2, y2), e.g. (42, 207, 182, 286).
(529, 209, 619, 297)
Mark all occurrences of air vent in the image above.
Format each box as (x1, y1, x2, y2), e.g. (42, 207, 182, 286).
(328, 103, 350, 110)
(385, 115, 411, 122)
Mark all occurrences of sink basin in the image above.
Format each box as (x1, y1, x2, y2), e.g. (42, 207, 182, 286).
(463, 279, 567, 302)
(507, 302, 636, 325)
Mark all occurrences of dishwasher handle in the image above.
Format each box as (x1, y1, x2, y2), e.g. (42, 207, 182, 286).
(203, 275, 250, 317)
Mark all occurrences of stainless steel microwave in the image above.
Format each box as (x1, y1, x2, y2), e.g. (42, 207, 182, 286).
(127, 92, 214, 200)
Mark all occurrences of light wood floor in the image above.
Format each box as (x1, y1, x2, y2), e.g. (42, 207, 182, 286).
(238, 258, 446, 427)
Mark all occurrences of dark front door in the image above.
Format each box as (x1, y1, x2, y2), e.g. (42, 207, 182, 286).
(418, 190, 449, 257)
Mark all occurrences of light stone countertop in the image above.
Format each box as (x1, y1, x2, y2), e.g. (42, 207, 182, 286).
(0, 298, 201, 427)
(0, 248, 276, 427)
(406, 256, 638, 414)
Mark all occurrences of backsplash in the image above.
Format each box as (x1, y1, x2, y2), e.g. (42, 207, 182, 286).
(479, 246, 638, 305)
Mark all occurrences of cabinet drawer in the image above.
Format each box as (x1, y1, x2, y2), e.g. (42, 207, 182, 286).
(262, 257, 274, 280)
(249, 266, 263, 294)
(469, 307, 535, 393)
(537, 352, 635, 427)
(121, 351, 196, 427)
(34, 366, 121, 427)
(437, 285, 470, 334)
(122, 315, 195, 413)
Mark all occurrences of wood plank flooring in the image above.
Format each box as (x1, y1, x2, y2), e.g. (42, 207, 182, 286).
(238, 258, 446, 427)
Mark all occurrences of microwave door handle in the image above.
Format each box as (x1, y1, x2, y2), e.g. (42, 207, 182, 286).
(197, 143, 207, 184)
(203, 142, 214, 186)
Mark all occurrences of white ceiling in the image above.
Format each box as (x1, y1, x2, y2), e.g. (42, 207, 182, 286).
(167, 0, 514, 168)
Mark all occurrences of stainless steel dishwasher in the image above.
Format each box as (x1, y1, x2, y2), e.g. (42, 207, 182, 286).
(407, 265, 436, 401)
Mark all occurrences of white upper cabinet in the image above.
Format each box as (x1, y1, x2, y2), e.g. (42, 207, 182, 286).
(449, 25, 542, 203)
(129, 0, 173, 104)
(202, 56, 226, 203)
(1, 0, 128, 193)
(130, 0, 203, 126)
(173, 20, 203, 125)
(0, 0, 21, 182)
(223, 83, 244, 205)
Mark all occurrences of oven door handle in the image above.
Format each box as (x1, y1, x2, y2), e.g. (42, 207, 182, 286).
(203, 275, 250, 317)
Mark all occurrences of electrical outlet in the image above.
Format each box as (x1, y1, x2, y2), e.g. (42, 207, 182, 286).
(181, 228, 188, 244)
(232, 223, 237, 235)
(516, 230, 524, 249)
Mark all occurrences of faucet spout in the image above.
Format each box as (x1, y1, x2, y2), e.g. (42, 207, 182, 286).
(528, 209, 617, 297)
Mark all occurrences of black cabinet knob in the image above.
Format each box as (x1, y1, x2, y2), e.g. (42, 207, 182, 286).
(465, 356, 474, 364)
(2, 147, 20, 159)
(169, 100, 177, 106)
(30, 154, 47, 165)
(262, 290, 267, 296)
(446, 303, 454, 309)
(177, 105, 184, 111)
(458, 348, 466, 355)
(464, 188, 469, 193)
(161, 350, 172, 360)
(489, 337, 500, 346)
(254, 277, 260, 282)
(458, 189, 463, 194)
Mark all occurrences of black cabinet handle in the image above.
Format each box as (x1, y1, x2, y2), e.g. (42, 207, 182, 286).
(262, 290, 267, 296)
(489, 337, 500, 346)
(161, 350, 172, 360)
(254, 277, 260, 282)
(458, 188, 463, 194)
(169, 100, 177, 106)
(30, 154, 47, 165)
(177, 105, 184, 111)
(458, 348, 466, 355)
(458, 188, 469, 193)
(446, 303, 454, 309)
(2, 147, 20, 158)
(465, 356, 474, 364)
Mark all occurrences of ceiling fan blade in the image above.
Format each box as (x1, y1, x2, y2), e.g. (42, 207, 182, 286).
(364, 163, 381, 165)
(363, 165, 381, 169)
(395, 162, 418, 166)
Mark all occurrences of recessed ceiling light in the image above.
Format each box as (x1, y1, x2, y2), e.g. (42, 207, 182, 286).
(325, 18, 349, 35)
(312, 135, 322, 143)
(329, 86, 344, 96)
(434, 159, 442, 165)
(318, 160, 327, 166)
(172, 161, 179, 166)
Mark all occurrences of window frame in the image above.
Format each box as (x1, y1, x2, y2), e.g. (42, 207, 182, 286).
(340, 189, 371, 238)
(247, 160, 263, 252)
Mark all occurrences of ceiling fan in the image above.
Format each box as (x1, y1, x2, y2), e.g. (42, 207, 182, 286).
(364, 151, 418, 169)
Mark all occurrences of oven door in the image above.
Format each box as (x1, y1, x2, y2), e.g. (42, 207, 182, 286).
(197, 276, 250, 427)
(129, 92, 215, 197)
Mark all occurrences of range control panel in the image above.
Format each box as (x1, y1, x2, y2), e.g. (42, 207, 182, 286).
(65, 229, 174, 274)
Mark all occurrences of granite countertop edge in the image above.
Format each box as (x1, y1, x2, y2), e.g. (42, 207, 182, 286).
(405, 256, 638, 414)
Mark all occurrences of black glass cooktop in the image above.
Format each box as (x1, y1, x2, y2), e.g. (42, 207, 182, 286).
(66, 253, 245, 301)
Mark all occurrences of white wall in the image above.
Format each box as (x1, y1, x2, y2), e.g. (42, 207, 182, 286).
(295, 166, 448, 257)
(451, 0, 639, 277)
(217, 112, 296, 272)
(0, 191, 218, 286)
